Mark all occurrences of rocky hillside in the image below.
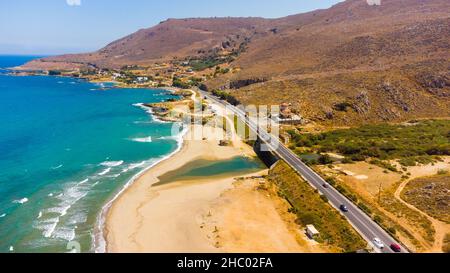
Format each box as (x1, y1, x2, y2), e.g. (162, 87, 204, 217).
(19, 0, 450, 125)
(20, 17, 269, 70)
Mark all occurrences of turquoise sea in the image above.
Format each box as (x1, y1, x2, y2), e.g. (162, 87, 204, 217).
(0, 56, 264, 253)
(0, 56, 187, 253)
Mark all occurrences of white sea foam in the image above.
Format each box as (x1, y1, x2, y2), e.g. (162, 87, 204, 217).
(79, 179, 89, 185)
(53, 227, 76, 242)
(36, 217, 60, 238)
(38, 179, 92, 238)
(93, 124, 189, 253)
(13, 198, 29, 204)
(46, 205, 71, 217)
(37, 211, 42, 219)
(106, 173, 121, 179)
(133, 103, 152, 114)
(51, 164, 63, 170)
(48, 193, 54, 197)
(158, 135, 178, 141)
(68, 212, 87, 225)
(100, 161, 124, 167)
(98, 168, 111, 176)
(131, 136, 153, 143)
(133, 102, 169, 124)
(121, 161, 146, 173)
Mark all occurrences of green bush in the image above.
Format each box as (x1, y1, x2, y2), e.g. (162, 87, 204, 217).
(318, 154, 333, 165)
(287, 120, 450, 165)
(172, 78, 191, 89)
(211, 90, 240, 106)
(373, 215, 384, 224)
(387, 227, 397, 235)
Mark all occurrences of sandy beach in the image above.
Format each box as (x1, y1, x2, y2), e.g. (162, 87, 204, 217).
(103, 91, 316, 253)
(104, 119, 260, 252)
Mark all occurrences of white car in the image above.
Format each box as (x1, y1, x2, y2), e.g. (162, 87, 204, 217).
(373, 238, 385, 249)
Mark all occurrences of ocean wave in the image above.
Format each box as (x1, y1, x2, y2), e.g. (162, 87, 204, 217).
(53, 227, 76, 242)
(157, 135, 178, 141)
(38, 180, 91, 238)
(106, 173, 121, 179)
(131, 136, 153, 143)
(51, 164, 63, 170)
(94, 125, 189, 253)
(68, 212, 88, 225)
(121, 161, 147, 173)
(133, 103, 169, 124)
(159, 124, 188, 145)
(35, 217, 59, 238)
(133, 103, 152, 115)
(78, 179, 89, 185)
(98, 168, 111, 176)
(45, 205, 71, 217)
(100, 161, 124, 167)
(13, 198, 29, 204)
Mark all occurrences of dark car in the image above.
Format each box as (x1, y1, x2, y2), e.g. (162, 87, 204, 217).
(390, 244, 402, 253)
(340, 205, 349, 212)
(323, 183, 329, 188)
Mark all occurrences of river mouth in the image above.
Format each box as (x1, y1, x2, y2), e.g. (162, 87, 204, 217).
(154, 156, 265, 186)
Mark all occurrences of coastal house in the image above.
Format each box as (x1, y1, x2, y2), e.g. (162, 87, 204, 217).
(111, 72, 123, 80)
(272, 103, 303, 125)
(135, 77, 149, 83)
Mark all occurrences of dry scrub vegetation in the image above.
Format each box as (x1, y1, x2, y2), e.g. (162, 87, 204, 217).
(268, 161, 367, 252)
(401, 175, 450, 224)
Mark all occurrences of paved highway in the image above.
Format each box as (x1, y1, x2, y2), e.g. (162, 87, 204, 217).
(199, 90, 408, 253)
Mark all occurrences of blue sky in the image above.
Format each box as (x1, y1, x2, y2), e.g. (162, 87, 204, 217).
(0, 0, 343, 55)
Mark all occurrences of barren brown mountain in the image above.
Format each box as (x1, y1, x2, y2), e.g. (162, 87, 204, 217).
(19, 0, 450, 125)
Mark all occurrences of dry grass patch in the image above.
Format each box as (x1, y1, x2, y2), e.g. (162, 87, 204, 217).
(401, 174, 450, 224)
(268, 161, 367, 253)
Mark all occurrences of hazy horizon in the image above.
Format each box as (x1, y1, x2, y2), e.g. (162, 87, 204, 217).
(0, 0, 343, 55)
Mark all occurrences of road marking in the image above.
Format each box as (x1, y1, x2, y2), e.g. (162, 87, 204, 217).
(201, 91, 405, 253)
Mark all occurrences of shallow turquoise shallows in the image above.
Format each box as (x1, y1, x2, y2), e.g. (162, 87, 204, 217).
(0, 56, 185, 253)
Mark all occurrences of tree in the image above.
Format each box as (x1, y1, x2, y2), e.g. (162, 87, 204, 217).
(318, 154, 333, 165)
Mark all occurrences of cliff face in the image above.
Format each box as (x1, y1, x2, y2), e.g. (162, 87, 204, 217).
(18, 0, 450, 125)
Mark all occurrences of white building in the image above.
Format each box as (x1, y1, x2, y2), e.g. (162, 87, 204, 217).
(306, 225, 320, 239)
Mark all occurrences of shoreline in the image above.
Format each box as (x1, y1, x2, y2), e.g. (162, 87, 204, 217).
(3, 69, 189, 252)
(103, 127, 252, 252)
(6, 68, 182, 92)
(103, 102, 262, 253)
(93, 122, 188, 253)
